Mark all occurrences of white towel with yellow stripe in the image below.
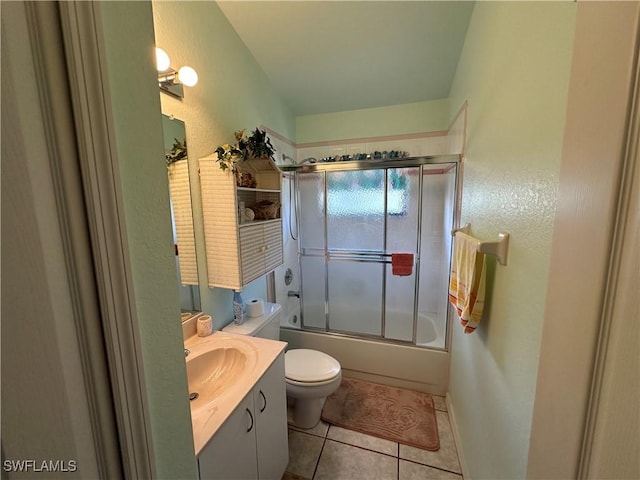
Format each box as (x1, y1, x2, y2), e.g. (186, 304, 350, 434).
(449, 232, 487, 333)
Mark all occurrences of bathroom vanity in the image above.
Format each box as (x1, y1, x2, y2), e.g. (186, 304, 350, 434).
(184, 331, 288, 480)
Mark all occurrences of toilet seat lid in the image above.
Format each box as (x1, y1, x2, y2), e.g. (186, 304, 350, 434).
(285, 349, 341, 383)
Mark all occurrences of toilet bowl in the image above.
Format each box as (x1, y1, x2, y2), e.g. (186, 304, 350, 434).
(284, 348, 342, 429)
(222, 302, 342, 430)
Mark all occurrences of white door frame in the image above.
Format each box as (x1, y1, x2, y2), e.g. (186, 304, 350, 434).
(55, 2, 157, 477)
(3, 1, 155, 477)
(578, 30, 640, 479)
(528, 3, 639, 478)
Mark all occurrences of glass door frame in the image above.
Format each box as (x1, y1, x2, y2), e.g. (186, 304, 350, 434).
(294, 155, 460, 350)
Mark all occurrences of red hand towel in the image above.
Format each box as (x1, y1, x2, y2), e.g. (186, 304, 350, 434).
(391, 253, 414, 276)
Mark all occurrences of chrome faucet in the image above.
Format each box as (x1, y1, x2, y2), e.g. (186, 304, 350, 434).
(287, 290, 300, 298)
(184, 348, 190, 357)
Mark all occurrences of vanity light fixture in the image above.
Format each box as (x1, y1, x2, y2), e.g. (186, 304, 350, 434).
(156, 47, 199, 99)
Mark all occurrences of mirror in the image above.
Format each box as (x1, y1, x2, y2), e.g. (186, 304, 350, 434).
(162, 114, 201, 313)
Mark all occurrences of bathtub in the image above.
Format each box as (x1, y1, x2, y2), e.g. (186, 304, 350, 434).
(281, 309, 446, 348)
(279, 309, 450, 396)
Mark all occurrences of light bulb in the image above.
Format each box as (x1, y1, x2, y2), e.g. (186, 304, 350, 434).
(155, 47, 170, 72)
(178, 66, 198, 87)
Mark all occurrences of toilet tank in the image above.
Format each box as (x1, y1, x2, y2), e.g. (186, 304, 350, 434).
(221, 302, 282, 340)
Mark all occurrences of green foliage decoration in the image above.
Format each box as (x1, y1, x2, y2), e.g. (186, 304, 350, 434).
(166, 137, 188, 165)
(215, 128, 275, 172)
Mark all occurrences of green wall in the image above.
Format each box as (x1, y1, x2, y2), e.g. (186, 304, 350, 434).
(296, 98, 451, 144)
(446, 3, 576, 478)
(99, 2, 295, 476)
(153, 1, 296, 328)
(99, 2, 580, 478)
(99, 2, 198, 478)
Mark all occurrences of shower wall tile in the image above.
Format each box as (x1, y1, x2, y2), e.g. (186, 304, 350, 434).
(325, 145, 347, 158)
(368, 139, 407, 153)
(297, 146, 325, 162)
(295, 133, 450, 162)
(346, 143, 369, 156)
(426, 135, 449, 155)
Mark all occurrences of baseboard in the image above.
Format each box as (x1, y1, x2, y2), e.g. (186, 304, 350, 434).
(446, 392, 470, 480)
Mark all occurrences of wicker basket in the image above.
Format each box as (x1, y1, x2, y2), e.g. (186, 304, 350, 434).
(252, 200, 280, 220)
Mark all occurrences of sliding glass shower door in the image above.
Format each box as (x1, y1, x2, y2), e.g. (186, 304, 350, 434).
(297, 162, 457, 349)
(327, 169, 385, 336)
(298, 172, 326, 330)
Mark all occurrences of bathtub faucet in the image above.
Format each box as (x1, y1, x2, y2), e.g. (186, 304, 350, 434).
(287, 290, 300, 298)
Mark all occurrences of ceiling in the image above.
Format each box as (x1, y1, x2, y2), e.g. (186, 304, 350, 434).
(217, 1, 475, 116)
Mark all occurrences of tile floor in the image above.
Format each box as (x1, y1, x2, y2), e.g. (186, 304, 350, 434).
(282, 393, 463, 480)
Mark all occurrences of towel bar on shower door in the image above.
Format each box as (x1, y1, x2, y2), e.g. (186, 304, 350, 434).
(451, 223, 510, 266)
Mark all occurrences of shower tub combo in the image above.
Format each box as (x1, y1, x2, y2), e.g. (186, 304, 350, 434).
(274, 156, 459, 396)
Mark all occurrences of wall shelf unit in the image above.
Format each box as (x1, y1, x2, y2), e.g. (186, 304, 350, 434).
(199, 155, 283, 290)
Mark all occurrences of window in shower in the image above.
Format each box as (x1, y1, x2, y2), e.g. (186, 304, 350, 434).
(296, 161, 457, 349)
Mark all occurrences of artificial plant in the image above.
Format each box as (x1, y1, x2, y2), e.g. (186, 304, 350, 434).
(215, 128, 275, 171)
(166, 137, 188, 165)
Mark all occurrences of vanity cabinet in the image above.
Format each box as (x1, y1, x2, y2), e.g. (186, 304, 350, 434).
(253, 353, 289, 479)
(197, 352, 288, 480)
(199, 155, 283, 290)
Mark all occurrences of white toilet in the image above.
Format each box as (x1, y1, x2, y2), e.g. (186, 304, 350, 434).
(223, 302, 342, 429)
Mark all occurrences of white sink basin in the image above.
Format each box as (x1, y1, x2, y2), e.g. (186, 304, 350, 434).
(187, 347, 247, 398)
(185, 335, 259, 414)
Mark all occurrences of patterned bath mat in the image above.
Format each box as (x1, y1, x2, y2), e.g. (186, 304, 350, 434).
(321, 377, 440, 451)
